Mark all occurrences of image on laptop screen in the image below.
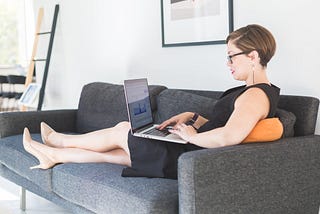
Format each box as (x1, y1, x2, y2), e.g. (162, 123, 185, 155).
(124, 79, 153, 131)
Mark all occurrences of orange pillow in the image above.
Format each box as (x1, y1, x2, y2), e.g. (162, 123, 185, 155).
(242, 118, 283, 144)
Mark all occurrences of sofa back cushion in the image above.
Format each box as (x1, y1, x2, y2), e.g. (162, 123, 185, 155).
(155, 89, 318, 137)
(275, 108, 296, 138)
(76, 82, 166, 133)
(155, 89, 218, 124)
(180, 90, 319, 136)
(278, 95, 319, 136)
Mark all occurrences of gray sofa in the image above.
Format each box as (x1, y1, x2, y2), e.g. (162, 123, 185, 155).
(0, 82, 319, 214)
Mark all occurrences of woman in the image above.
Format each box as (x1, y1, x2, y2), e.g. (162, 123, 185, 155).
(23, 24, 280, 179)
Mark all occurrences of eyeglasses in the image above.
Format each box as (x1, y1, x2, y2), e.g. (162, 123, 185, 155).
(227, 51, 251, 64)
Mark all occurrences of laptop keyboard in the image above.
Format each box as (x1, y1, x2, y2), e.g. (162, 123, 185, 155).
(144, 128, 171, 137)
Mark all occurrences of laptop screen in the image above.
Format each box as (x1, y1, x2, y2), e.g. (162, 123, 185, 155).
(124, 79, 153, 131)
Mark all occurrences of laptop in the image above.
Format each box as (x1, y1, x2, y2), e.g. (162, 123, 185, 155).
(123, 78, 187, 144)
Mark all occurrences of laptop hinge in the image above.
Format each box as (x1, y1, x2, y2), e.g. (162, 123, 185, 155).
(135, 124, 154, 133)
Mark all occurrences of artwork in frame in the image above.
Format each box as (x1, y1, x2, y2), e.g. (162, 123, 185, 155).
(161, 0, 234, 47)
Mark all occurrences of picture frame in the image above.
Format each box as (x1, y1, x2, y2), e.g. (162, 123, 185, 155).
(161, 0, 234, 47)
(18, 83, 41, 108)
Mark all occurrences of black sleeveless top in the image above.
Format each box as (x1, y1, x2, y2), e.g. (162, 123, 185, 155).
(198, 83, 280, 133)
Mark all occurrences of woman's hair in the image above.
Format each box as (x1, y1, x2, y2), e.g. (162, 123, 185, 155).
(226, 24, 276, 67)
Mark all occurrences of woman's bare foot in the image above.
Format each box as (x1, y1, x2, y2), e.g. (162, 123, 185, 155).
(41, 122, 63, 148)
(23, 128, 56, 169)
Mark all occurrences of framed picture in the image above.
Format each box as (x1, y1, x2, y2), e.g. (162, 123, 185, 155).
(161, 0, 234, 47)
(18, 83, 41, 108)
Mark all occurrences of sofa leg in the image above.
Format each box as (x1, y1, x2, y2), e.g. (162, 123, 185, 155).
(20, 187, 26, 211)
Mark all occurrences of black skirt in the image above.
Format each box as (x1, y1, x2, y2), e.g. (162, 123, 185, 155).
(121, 132, 203, 179)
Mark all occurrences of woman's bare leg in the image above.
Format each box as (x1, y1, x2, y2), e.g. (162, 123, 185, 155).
(23, 128, 131, 169)
(41, 121, 131, 153)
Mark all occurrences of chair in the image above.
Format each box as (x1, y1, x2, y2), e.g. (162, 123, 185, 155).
(0, 75, 13, 111)
(6, 75, 26, 111)
(0, 75, 7, 97)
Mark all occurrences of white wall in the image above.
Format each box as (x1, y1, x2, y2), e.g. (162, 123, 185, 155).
(33, 0, 320, 134)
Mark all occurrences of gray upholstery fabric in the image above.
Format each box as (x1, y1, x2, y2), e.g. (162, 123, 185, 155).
(0, 110, 77, 138)
(76, 82, 167, 133)
(52, 163, 178, 214)
(0, 134, 53, 192)
(178, 89, 223, 100)
(0, 164, 93, 214)
(275, 108, 296, 137)
(278, 95, 319, 136)
(178, 135, 320, 214)
(155, 89, 218, 123)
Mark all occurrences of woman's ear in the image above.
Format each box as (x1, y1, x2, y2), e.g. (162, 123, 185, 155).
(248, 50, 259, 61)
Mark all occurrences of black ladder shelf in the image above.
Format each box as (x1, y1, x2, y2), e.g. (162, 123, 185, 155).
(36, 4, 59, 110)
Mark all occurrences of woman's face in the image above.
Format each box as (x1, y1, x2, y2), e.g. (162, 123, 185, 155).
(226, 41, 251, 81)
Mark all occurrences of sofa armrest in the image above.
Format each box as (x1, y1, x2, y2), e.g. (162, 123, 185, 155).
(178, 135, 320, 214)
(0, 110, 77, 138)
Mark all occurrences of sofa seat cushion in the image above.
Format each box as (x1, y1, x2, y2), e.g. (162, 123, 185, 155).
(52, 163, 178, 214)
(0, 134, 53, 192)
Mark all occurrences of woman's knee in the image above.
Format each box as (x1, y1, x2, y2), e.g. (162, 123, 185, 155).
(113, 122, 130, 154)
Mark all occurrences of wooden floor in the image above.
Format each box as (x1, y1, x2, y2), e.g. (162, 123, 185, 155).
(0, 176, 71, 214)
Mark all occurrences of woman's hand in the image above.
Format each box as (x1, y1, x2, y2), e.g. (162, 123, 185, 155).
(169, 123, 197, 142)
(157, 112, 193, 130)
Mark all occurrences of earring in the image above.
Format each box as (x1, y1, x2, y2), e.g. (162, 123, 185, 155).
(252, 63, 255, 84)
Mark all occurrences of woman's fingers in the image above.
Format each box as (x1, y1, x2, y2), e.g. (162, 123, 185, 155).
(158, 119, 174, 130)
(158, 112, 189, 130)
(169, 123, 197, 142)
(174, 123, 186, 131)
